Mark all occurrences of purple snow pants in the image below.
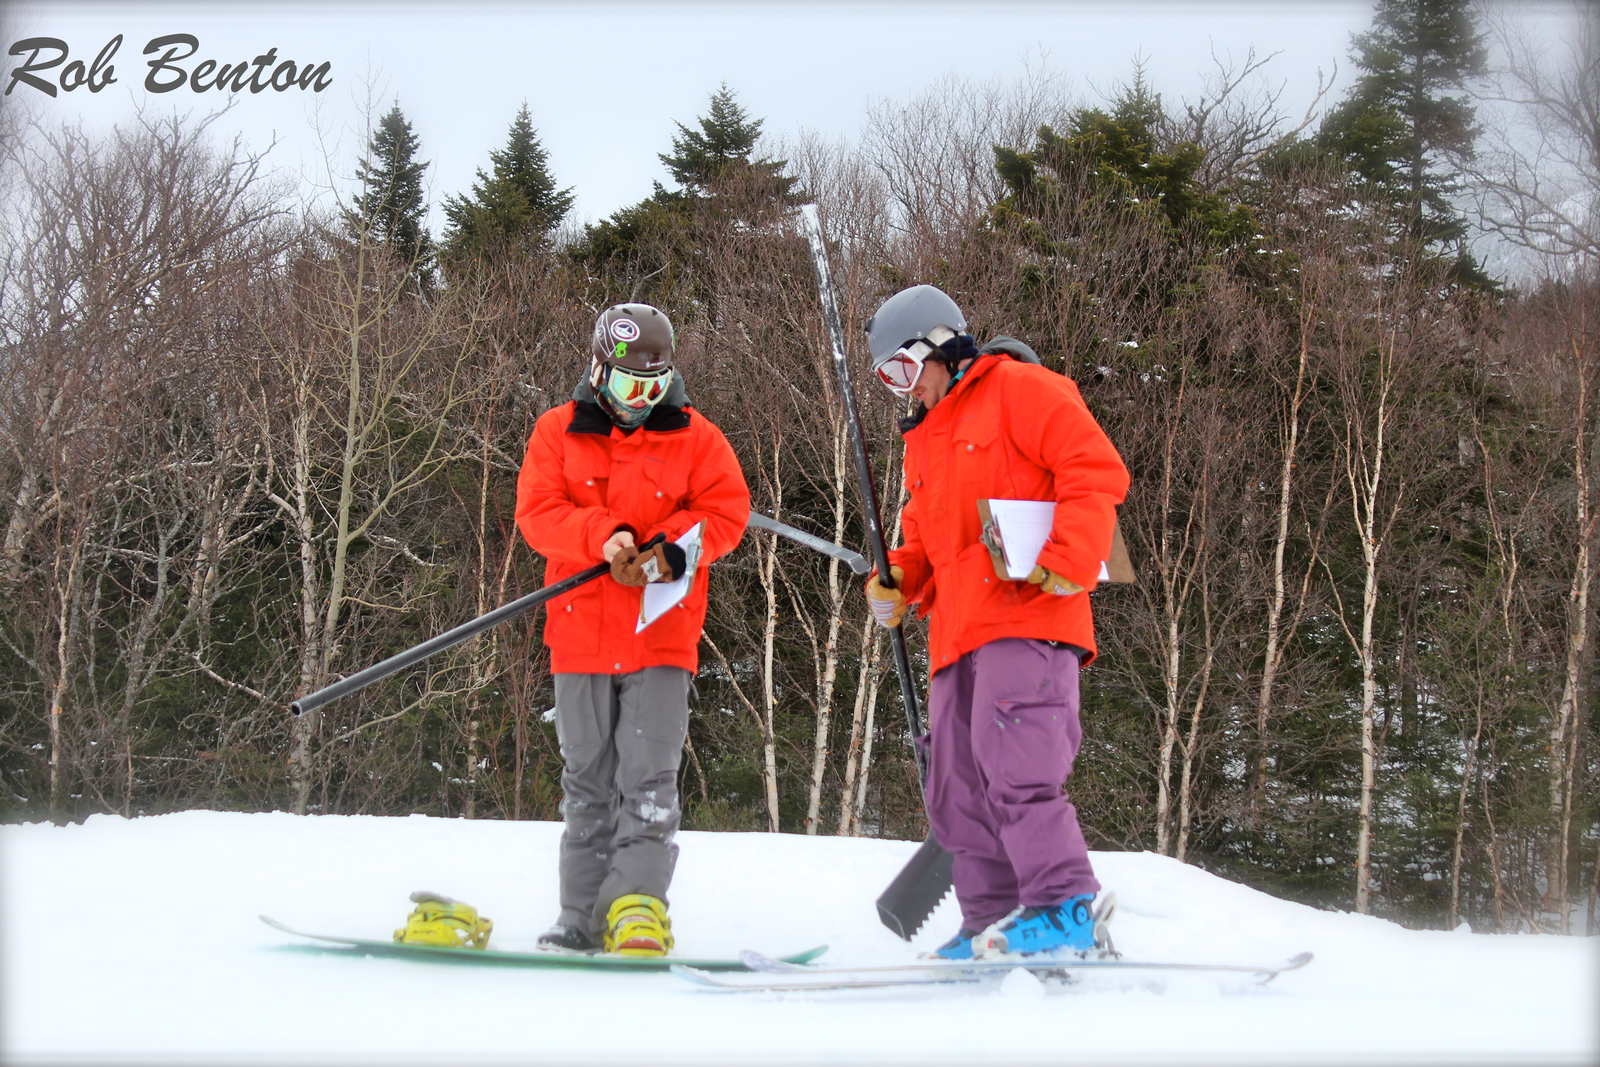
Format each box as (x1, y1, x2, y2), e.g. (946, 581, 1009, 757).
(923, 637, 1100, 930)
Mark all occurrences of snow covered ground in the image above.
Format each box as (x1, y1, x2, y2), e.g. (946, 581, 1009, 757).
(2, 811, 1594, 1065)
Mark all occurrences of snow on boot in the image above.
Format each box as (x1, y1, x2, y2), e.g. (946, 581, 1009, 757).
(537, 923, 599, 954)
(393, 891, 492, 949)
(604, 894, 673, 957)
(973, 894, 1095, 957)
(921, 927, 979, 961)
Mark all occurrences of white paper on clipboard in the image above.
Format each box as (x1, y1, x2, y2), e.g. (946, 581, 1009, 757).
(980, 500, 1112, 582)
(636, 522, 703, 632)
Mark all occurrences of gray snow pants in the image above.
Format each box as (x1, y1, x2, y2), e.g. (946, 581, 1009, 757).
(553, 666, 690, 935)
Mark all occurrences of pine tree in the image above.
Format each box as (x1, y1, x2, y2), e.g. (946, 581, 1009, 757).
(442, 103, 573, 260)
(353, 101, 434, 280)
(1316, 0, 1490, 275)
(658, 83, 797, 200)
(569, 85, 796, 293)
(994, 70, 1256, 251)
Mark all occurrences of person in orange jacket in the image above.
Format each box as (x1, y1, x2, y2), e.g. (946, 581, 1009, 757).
(862, 285, 1130, 960)
(516, 303, 749, 956)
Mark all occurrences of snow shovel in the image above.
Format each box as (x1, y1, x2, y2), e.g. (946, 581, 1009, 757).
(798, 204, 953, 940)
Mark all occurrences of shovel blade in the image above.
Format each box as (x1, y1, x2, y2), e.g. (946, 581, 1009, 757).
(875, 835, 955, 940)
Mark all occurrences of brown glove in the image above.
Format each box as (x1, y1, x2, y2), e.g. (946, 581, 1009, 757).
(865, 566, 907, 627)
(1026, 564, 1083, 597)
(610, 540, 686, 586)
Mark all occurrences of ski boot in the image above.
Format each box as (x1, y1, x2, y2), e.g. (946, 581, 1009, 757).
(920, 927, 979, 961)
(973, 893, 1095, 957)
(537, 923, 600, 954)
(603, 894, 673, 957)
(393, 890, 492, 949)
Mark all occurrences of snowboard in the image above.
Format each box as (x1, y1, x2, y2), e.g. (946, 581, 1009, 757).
(671, 948, 1314, 991)
(260, 915, 828, 972)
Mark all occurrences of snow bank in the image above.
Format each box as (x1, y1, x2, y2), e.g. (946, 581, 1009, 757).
(2, 811, 1593, 1064)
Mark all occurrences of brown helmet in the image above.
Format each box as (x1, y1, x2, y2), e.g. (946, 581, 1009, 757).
(588, 303, 677, 428)
(591, 303, 675, 372)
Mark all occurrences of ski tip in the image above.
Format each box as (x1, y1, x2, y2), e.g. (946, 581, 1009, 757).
(1283, 951, 1314, 970)
(669, 963, 725, 988)
(739, 949, 792, 973)
(741, 946, 828, 970)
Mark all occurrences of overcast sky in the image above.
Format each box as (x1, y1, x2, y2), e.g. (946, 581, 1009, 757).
(3, 2, 1380, 216)
(3, 0, 1576, 280)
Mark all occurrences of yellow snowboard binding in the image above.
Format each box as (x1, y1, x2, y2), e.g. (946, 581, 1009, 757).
(604, 894, 673, 957)
(393, 891, 492, 949)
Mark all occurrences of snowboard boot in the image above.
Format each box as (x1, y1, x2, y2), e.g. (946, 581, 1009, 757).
(393, 891, 492, 949)
(536, 923, 600, 954)
(973, 893, 1095, 957)
(603, 894, 674, 957)
(921, 926, 979, 961)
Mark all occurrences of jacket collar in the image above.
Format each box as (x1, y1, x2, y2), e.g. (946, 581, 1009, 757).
(897, 351, 1004, 435)
(569, 371, 692, 435)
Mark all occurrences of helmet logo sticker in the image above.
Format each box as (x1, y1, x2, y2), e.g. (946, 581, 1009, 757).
(610, 318, 640, 343)
(613, 342, 628, 359)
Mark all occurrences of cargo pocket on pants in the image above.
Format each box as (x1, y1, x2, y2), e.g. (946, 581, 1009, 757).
(992, 699, 1070, 790)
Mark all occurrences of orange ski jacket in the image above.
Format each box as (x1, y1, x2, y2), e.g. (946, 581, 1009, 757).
(516, 385, 750, 675)
(888, 351, 1129, 675)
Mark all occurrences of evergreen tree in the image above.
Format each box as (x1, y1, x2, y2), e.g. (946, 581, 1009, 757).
(442, 103, 574, 261)
(353, 101, 434, 281)
(994, 71, 1256, 251)
(1315, 0, 1491, 280)
(658, 83, 797, 200)
(569, 85, 796, 297)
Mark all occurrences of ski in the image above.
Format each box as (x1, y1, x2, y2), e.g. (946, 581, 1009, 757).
(260, 915, 827, 972)
(672, 950, 1313, 991)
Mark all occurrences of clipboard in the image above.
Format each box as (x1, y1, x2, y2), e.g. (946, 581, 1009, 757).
(977, 500, 1135, 584)
(636, 522, 704, 632)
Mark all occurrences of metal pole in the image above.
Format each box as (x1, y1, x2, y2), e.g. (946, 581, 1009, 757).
(796, 204, 927, 770)
(747, 511, 870, 575)
(290, 561, 609, 717)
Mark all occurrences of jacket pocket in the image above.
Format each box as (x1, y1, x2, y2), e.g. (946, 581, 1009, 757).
(544, 582, 602, 655)
(642, 456, 690, 518)
(952, 539, 1021, 629)
(563, 449, 611, 506)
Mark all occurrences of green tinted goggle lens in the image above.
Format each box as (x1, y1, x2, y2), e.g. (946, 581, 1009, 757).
(608, 367, 671, 406)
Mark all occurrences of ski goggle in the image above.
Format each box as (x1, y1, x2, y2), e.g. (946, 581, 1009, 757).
(606, 366, 672, 408)
(874, 327, 960, 395)
(875, 340, 939, 395)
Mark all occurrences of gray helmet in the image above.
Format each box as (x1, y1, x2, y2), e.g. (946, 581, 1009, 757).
(864, 285, 967, 371)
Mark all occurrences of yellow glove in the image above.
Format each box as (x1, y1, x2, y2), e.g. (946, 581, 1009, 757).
(1026, 565, 1083, 597)
(865, 566, 907, 628)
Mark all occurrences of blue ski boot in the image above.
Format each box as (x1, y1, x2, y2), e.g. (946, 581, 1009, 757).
(921, 926, 979, 960)
(974, 894, 1096, 957)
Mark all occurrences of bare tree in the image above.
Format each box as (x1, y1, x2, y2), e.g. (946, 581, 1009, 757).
(1472, 3, 1600, 264)
(251, 216, 492, 814)
(0, 111, 282, 818)
(1169, 46, 1336, 190)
